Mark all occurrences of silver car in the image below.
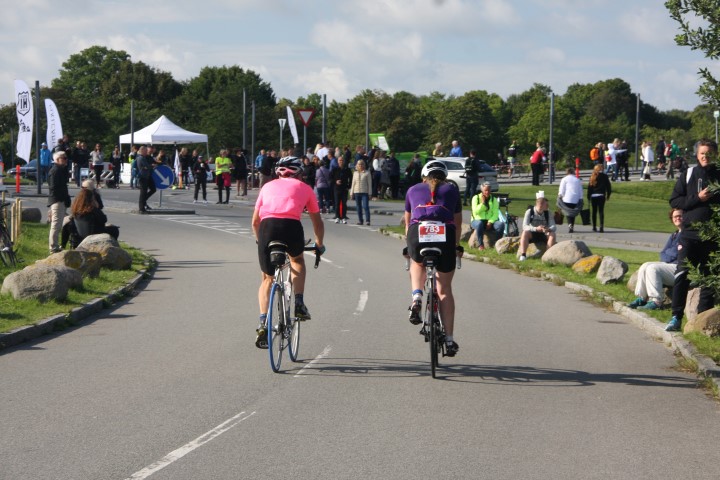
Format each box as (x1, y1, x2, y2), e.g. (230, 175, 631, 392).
(433, 157, 499, 193)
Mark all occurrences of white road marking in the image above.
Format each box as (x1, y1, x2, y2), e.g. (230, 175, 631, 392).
(294, 345, 332, 377)
(353, 290, 369, 316)
(124, 411, 256, 479)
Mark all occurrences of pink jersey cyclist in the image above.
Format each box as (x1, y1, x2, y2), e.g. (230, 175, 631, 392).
(251, 156, 325, 349)
(255, 176, 320, 221)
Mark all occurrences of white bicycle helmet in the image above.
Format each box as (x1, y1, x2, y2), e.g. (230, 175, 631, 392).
(275, 156, 303, 178)
(421, 159, 448, 179)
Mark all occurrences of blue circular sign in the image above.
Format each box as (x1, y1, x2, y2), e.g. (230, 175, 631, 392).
(152, 165, 175, 190)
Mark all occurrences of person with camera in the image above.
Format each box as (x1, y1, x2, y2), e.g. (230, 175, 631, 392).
(470, 182, 504, 250)
(666, 139, 720, 332)
(518, 192, 557, 261)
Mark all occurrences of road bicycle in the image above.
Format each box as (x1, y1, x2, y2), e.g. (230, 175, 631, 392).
(497, 193, 519, 237)
(0, 201, 17, 268)
(404, 244, 461, 378)
(265, 240, 322, 373)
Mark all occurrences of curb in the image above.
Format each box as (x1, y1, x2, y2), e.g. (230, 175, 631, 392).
(0, 260, 156, 352)
(381, 228, 720, 390)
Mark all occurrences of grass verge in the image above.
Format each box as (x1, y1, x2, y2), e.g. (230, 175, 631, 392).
(381, 224, 720, 365)
(0, 222, 152, 334)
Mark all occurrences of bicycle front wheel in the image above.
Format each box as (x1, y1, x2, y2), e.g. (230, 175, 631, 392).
(267, 283, 286, 372)
(0, 229, 16, 268)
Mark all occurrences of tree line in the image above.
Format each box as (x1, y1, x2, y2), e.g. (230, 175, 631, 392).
(0, 45, 712, 168)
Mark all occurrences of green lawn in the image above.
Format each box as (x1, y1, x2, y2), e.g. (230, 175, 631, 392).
(0, 223, 151, 334)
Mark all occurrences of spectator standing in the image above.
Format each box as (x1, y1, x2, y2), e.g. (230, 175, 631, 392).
(90, 143, 105, 187)
(616, 140, 630, 181)
(666, 139, 680, 180)
(432, 142, 444, 157)
(667, 139, 720, 332)
(386, 152, 400, 199)
(331, 156, 352, 223)
(530, 142, 545, 186)
(128, 145, 138, 189)
(371, 150, 385, 200)
(589, 142, 602, 167)
(558, 168, 584, 233)
(405, 154, 423, 189)
(233, 148, 248, 197)
(470, 182, 504, 250)
(518, 193, 557, 261)
(301, 156, 316, 188)
(258, 150, 276, 188)
(656, 137, 667, 173)
(351, 159, 372, 225)
(627, 209, 684, 310)
(507, 140, 518, 178)
(136, 146, 157, 214)
(449, 140, 462, 157)
(192, 155, 210, 204)
(641, 140, 654, 181)
(315, 158, 332, 214)
(606, 139, 626, 182)
(47, 151, 71, 253)
(586, 164, 612, 232)
(379, 153, 392, 199)
(463, 149, 481, 206)
(72, 141, 89, 187)
(39, 142, 51, 185)
(214, 149, 233, 204)
(179, 147, 192, 188)
(110, 146, 123, 188)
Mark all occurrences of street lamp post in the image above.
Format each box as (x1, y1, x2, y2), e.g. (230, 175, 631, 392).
(278, 118, 286, 151)
(714, 110, 719, 144)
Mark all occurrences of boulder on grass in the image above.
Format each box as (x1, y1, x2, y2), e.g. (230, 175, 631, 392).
(684, 307, 720, 336)
(77, 234, 132, 270)
(21, 207, 42, 223)
(542, 240, 592, 266)
(572, 254, 603, 274)
(596, 256, 628, 284)
(37, 250, 103, 278)
(1, 265, 82, 302)
(495, 236, 520, 255)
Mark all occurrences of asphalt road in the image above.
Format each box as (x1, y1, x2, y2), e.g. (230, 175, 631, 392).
(1, 184, 718, 479)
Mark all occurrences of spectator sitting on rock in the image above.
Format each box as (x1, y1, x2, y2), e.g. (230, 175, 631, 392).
(518, 192, 556, 261)
(627, 209, 683, 310)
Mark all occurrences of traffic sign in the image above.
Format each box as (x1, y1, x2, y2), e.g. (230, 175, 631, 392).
(297, 109, 316, 127)
(152, 165, 175, 189)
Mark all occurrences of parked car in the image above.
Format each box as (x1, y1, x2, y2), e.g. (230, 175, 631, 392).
(7, 159, 38, 180)
(433, 157, 499, 193)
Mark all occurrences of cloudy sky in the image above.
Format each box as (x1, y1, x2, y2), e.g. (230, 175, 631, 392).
(1, 0, 714, 112)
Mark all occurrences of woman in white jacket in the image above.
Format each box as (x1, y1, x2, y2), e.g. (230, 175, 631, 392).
(351, 160, 373, 225)
(606, 139, 626, 182)
(641, 141, 654, 181)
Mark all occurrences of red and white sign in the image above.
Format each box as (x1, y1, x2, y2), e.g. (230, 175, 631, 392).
(297, 108, 316, 127)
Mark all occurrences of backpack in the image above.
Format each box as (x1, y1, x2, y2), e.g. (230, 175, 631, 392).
(508, 146, 517, 158)
(526, 205, 549, 224)
(589, 147, 600, 161)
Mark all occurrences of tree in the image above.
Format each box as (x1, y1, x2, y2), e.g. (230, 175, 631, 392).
(666, 0, 720, 105)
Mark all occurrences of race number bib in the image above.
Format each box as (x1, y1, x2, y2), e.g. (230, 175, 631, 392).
(418, 221, 446, 243)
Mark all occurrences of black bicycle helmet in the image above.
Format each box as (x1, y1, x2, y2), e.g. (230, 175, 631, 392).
(275, 156, 303, 178)
(421, 159, 448, 179)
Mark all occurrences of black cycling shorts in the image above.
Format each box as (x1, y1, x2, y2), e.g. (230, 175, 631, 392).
(406, 222, 457, 273)
(257, 218, 305, 275)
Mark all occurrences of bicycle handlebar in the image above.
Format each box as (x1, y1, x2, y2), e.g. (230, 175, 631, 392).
(304, 243, 324, 269)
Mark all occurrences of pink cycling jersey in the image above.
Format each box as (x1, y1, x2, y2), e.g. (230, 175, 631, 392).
(255, 177, 320, 221)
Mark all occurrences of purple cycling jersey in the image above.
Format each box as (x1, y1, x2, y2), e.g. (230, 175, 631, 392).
(404, 182, 461, 224)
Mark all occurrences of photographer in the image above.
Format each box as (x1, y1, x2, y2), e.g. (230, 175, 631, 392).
(666, 139, 720, 331)
(470, 182, 504, 250)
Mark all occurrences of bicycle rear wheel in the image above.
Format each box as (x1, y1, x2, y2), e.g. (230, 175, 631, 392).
(267, 283, 286, 372)
(0, 228, 16, 268)
(427, 284, 439, 378)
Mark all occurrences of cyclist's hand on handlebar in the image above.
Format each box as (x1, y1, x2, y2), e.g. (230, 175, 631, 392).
(456, 245, 464, 256)
(317, 244, 326, 255)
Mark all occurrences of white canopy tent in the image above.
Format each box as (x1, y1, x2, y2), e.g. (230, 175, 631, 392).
(118, 115, 211, 186)
(118, 115, 209, 149)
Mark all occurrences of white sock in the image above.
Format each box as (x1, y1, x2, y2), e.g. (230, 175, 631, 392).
(446, 335, 454, 344)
